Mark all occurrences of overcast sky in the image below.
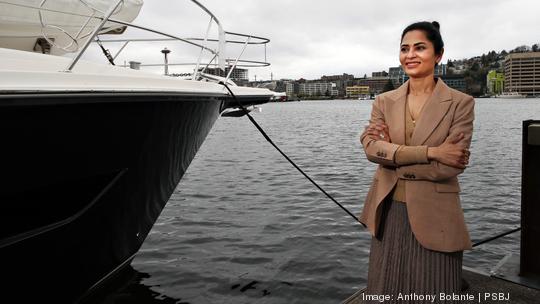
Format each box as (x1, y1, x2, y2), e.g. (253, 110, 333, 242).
(106, 0, 540, 81)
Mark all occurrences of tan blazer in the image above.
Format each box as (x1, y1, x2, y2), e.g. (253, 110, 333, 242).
(359, 78, 475, 252)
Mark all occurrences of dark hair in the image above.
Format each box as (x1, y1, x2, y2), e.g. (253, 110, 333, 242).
(401, 21, 444, 55)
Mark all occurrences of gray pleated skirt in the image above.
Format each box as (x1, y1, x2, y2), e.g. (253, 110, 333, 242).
(364, 197, 463, 304)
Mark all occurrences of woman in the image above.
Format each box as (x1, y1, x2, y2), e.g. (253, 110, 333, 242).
(359, 21, 474, 303)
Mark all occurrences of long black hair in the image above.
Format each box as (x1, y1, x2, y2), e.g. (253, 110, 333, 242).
(401, 21, 444, 55)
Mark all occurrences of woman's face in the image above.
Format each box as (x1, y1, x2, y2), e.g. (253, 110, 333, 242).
(399, 30, 442, 78)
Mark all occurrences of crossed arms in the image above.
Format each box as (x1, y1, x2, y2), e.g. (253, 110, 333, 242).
(360, 96, 475, 182)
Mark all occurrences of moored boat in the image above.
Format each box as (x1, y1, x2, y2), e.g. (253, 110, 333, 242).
(495, 91, 526, 98)
(0, 0, 272, 302)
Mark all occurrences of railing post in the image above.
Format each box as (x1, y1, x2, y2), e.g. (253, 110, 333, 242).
(521, 120, 540, 277)
(193, 16, 213, 81)
(64, 0, 123, 72)
(225, 36, 251, 83)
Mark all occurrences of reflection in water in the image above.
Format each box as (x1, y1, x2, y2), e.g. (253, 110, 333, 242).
(86, 266, 188, 304)
(88, 265, 280, 304)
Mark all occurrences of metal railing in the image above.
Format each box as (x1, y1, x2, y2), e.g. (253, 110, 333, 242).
(1, 0, 270, 82)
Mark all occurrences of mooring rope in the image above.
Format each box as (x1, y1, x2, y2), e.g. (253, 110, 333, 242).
(219, 82, 364, 227)
(219, 81, 520, 246)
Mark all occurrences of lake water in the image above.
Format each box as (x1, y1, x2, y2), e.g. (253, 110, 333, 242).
(122, 98, 539, 304)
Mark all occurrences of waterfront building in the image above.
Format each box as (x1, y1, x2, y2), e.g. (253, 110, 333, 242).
(346, 85, 370, 98)
(372, 71, 388, 77)
(299, 82, 338, 96)
(286, 82, 300, 97)
(355, 77, 390, 95)
(434, 63, 447, 76)
(203, 67, 248, 83)
(504, 52, 540, 96)
(441, 75, 466, 92)
(389, 64, 446, 87)
(321, 73, 354, 97)
(486, 70, 505, 95)
(389, 66, 408, 87)
(321, 73, 354, 81)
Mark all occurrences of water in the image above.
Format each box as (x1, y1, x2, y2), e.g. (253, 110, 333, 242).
(127, 98, 539, 304)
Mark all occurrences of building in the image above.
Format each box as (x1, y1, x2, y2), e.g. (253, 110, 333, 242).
(389, 66, 408, 87)
(286, 82, 299, 97)
(286, 81, 338, 97)
(434, 63, 447, 76)
(388, 64, 447, 87)
(321, 73, 354, 82)
(299, 82, 338, 96)
(504, 52, 540, 96)
(486, 70, 504, 95)
(203, 67, 248, 83)
(355, 77, 390, 95)
(346, 85, 370, 98)
(441, 75, 466, 92)
(372, 71, 388, 77)
(321, 73, 354, 96)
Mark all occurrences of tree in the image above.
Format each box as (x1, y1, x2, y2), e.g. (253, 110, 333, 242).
(382, 79, 395, 93)
(533, 44, 539, 52)
(481, 54, 488, 66)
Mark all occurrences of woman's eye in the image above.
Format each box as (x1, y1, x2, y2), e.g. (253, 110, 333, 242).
(417, 46, 425, 50)
(400, 47, 408, 52)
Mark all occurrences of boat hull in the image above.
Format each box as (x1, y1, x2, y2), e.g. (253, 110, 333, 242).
(0, 93, 225, 302)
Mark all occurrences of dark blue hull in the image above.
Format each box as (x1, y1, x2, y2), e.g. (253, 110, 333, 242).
(0, 92, 251, 302)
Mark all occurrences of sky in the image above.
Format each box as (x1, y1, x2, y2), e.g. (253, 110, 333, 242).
(97, 0, 540, 81)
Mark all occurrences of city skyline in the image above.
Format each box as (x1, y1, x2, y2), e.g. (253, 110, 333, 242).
(98, 0, 540, 81)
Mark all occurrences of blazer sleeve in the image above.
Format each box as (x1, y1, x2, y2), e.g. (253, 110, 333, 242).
(395, 96, 475, 182)
(360, 96, 401, 167)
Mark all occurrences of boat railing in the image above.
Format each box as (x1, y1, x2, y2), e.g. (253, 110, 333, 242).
(4, 0, 270, 83)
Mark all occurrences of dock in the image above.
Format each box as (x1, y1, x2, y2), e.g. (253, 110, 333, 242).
(342, 266, 540, 304)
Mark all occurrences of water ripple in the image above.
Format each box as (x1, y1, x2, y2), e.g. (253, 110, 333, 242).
(130, 98, 540, 303)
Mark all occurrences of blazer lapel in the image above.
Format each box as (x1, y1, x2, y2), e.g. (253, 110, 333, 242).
(410, 78, 453, 145)
(385, 80, 408, 145)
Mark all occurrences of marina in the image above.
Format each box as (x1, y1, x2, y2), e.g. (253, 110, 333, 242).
(112, 99, 538, 303)
(1, 1, 540, 303)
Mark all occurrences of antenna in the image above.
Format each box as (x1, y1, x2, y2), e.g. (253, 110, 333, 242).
(161, 47, 171, 75)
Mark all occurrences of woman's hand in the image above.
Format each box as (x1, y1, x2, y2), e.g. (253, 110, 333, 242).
(428, 133, 470, 169)
(363, 122, 391, 142)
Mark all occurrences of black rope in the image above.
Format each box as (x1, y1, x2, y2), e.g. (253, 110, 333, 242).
(219, 82, 366, 227)
(472, 226, 521, 247)
(219, 81, 525, 244)
(96, 36, 115, 66)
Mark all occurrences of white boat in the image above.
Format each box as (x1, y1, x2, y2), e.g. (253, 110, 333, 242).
(271, 91, 288, 102)
(358, 95, 369, 100)
(0, 0, 273, 302)
(495, 91, 526, 98)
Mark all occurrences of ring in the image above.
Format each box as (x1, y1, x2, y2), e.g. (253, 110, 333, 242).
(379, 133, 385, 139)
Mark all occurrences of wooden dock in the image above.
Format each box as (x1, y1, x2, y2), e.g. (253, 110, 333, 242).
(342, 266, 540, 304)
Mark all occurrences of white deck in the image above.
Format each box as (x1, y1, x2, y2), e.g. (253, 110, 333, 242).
(0, 48, 272, 98)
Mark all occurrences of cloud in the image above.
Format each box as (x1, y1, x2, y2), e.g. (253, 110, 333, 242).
(87, 0, 540, 80)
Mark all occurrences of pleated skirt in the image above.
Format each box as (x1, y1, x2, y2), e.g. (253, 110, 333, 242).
(364, 197, 463, 304)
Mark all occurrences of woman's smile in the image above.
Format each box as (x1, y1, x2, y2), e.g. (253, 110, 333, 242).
(405, 61, 421, 68)
(399, 29, 442, 78)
